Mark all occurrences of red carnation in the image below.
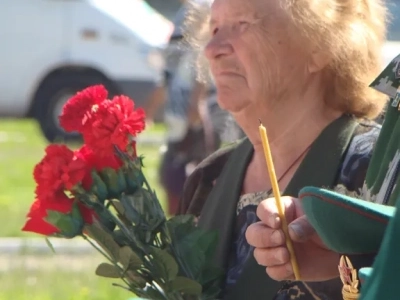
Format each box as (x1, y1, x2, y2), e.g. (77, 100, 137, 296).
(34, 144, 87, 200)
(75, 145, 123, 189)
(22, 194, 95, 236)
(59, 85, 108, 133)
(82, 95, 145, 156)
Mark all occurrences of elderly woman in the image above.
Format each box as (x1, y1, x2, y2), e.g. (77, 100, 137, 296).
(178, 0, 388, 298)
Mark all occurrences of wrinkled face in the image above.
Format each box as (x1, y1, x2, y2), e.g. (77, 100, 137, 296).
(205, 0, 310, 113)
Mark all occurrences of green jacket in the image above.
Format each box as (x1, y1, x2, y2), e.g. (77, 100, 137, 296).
(179, 115, 380, 299)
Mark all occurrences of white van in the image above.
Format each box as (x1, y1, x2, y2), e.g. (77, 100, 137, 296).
(0, 0, 173, 142)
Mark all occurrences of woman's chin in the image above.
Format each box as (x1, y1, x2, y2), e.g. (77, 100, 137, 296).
(217, 98, 249, 114)
(216, 92, 251, 113)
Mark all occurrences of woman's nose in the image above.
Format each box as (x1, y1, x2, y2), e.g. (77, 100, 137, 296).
(204, 36, 234, 60)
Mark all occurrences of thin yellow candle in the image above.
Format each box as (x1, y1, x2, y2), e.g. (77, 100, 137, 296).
(258, 120, 301, 280)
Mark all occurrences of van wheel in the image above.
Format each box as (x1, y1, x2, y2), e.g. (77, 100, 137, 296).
(32, 73, 116, 143)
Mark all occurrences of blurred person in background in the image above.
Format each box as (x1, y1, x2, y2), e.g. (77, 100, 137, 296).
(144, 0, 243, 215)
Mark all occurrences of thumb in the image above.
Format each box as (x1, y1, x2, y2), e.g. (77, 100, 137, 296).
(288, 215, 316, 242)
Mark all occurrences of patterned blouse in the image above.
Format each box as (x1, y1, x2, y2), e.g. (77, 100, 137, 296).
(224, 121, 381, 299)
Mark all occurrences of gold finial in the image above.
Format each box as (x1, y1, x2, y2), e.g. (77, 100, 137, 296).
(339, 256, 360, 300)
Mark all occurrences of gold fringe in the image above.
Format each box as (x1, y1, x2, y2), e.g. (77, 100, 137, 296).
(342, 288, 360, 300)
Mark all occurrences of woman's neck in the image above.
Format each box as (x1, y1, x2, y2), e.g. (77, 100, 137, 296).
(235, 98, 343, 193)
(237, 97, 342, 156)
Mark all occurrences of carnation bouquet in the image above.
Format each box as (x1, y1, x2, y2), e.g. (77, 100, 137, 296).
(22, 85, 222, 300)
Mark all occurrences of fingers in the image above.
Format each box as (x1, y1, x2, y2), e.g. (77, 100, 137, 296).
(256, 196, 296, 228)
(253, 247, 294, 280)
(288, 215, 316, 242)
(267, 263, 295, 281)
(255, 196, 315, 243)
(246, 222, 285, 248)
(253, 246, 289, 266)
(247, 196, 313, 281)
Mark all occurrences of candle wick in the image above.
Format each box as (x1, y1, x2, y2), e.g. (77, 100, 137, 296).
(258, 118, 262, 125)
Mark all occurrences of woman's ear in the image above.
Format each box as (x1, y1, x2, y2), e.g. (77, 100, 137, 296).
(308, 49, 331, 73)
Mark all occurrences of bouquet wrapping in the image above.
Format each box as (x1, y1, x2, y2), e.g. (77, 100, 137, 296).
(22, 85, 222, 300)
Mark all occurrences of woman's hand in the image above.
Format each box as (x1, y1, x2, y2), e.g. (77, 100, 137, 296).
(246, 196, 340, 282)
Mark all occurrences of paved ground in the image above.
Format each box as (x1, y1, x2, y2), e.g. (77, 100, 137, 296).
(0, 238, 101, 273)
(0, 238, 95, 255)
(0, 252, 101, 272)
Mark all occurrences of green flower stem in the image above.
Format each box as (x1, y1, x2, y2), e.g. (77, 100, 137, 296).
(141, 171, 166, 218)
(83, 232, 148, 293)
(81, 234, 131, 287)
(159, 224, 195, 281)
(108, 200, 132, 228)
(135, 170, 181, 292)
(101, 206, 169, 294)
(141, 170, 198, 284)
(82, 234, 113, 261)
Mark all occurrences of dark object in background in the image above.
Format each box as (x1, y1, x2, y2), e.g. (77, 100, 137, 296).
(144, 0, 182, 21)
(159, 126, 220, 215)
(32, 72, 117, 143)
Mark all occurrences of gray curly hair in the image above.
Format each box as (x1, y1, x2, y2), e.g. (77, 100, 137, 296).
(182, 0, 389, 119)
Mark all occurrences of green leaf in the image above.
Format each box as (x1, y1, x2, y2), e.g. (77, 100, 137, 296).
(112, 229, 129, 247)
(45, 211, 72, 231)
(199, 265, 224, 286)
(165, 215, 222, 285)
(120, 191, 164, 246)
(71, 201, 83, 219)
(167, 215, 196, 227)
(165, 222, 205, 278)
(196, 230, 219, 263)
(126, 272, 147, 289)
(136, 285, 164, 300)
(150, 247, 179, 282)
(84, 224, 120, 261)
(170, 276, 202, 296)
(201, 284, 222, 300)
(119, 246, 142, 271)
(120, 194, 142, 224)
(165, 215, 196, 242)
(130, 191, 147, 216)
(141, 189, 166, 228)
(110, 199, 125, 215)
(92, 205, 116, 232)
(45, 238, 56, 254)
(177, 231, 206, 278)
(45, 205, 84, 238)
(95, 262, 121, 278)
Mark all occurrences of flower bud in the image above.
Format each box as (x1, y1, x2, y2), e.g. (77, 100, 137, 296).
(90, 171, 108, 202)
(99, 168, 127, 198)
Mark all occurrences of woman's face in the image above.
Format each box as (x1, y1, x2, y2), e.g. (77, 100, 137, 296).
(205, 0, 310, 113)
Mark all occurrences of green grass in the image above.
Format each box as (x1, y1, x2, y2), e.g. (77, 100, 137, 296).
(0, 270, 130, 300)
(0, 118, 167, 299)
(0, 118, 166, 237)
(0, 253, 136, 300)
